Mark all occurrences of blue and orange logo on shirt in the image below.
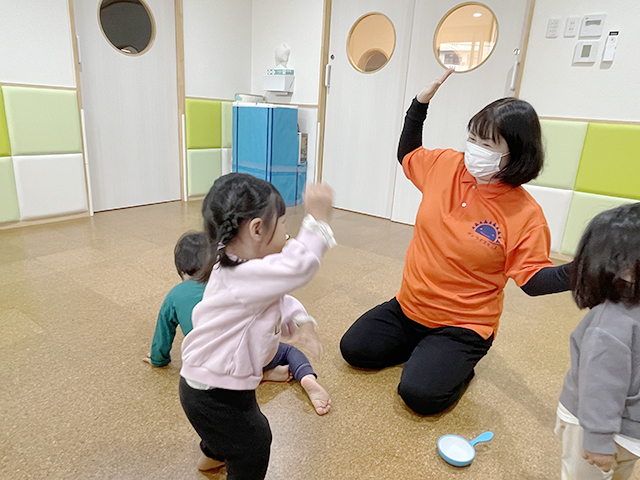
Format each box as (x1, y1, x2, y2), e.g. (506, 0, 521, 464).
(467, 220, 503, 250)
(472, 221, 502, 244)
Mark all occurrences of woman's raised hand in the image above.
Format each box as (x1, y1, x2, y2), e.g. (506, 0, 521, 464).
(416, 67, 455, 104)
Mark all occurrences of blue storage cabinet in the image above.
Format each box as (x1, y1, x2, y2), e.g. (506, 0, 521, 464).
(233, 103, 304, 206)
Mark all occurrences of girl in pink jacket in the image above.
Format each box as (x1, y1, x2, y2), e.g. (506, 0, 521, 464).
(179, 173, 335, 479)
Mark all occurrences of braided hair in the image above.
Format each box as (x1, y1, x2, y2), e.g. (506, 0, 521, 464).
(196, 173, 286, 283)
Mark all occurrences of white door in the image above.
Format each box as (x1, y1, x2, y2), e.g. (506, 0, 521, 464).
(73, 0, 181, 211)
(322, 0, 531, 222)
(390, 0, 531, 224)
(322, 0, 416, 218)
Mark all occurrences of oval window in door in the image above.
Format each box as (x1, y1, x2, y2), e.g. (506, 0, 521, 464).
(347, 13, 396, 74)
(99, 0, 155, 56)
(434, 3, 498, 72)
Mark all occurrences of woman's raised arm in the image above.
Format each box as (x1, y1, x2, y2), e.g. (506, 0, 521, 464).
(397, 68, 454, 164)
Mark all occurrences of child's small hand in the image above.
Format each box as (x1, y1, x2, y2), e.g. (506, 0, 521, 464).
(582, 450, 614, 472)
(303, 183, 334, 224)
(289, 323, 323, 361)
(142, 353, 163, 367)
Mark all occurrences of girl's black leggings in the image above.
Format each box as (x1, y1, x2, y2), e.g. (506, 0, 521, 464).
(179, 378, 271, 480)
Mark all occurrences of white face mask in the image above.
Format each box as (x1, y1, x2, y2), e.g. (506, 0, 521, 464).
(464, 141, 508, 178)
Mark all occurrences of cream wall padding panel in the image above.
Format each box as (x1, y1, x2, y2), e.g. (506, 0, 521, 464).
(0, 0, 76, 88)
(13, 154, 87, 220)
(221, 148, 232, 176)
(221, 102, 233, 149)
(574, 123, 640, 201)
(560, 191, 637, 256)
(3, 86, 82, 155)
(529, 119, 587, 190)
(0, 157, 20, 223)
(187, 148, 222, 196)
(523, 185, 573, 253)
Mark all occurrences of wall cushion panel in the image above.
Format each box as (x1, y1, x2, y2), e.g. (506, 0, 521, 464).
(574, 123, 640, 200)
(2, 86, 82, 155)
(522, 185, 572, 253)
(529, 119, 587, 190)
(0, 90, 11, 157)
(221, 148, 232, 176)
(560, 191, 637, 256)
(185, 99, 221, 149)
(13, 154, 87, 220)
(221, 101, 233, 148)
(187, 148, 221, 196)
(0, 157, 20, 223)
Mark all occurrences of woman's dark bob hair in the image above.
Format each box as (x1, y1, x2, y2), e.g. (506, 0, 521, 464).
(571, 202, 640, 309)
(468, 97, 544, 187)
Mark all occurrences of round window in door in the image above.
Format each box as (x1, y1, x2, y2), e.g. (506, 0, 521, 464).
(347, 13, 396, 74)
(434, 3, 498, 72)
(99, 0, 155, 55)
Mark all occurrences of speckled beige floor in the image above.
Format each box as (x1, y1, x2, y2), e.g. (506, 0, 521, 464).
(1, 201, 636, 480)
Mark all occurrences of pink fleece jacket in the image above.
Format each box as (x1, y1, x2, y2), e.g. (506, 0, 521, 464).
(180, 226, 329, 390)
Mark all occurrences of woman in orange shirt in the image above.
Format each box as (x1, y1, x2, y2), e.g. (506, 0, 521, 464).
(340, 69, 573, 415)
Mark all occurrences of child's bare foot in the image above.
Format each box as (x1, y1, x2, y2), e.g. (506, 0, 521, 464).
(300, 374, 331, 415)
(262, 365, 293, 382)
(196, 452, 224, 471)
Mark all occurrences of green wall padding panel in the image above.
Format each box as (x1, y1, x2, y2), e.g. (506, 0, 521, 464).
(221, 101, 233, 149)
(186, 98, 221, 149)
(560, 191, 637, 256)
(0, 157, 20, 223)
(0, 90, 11, 157)
(574, 123, 640, 200)
(187, 148, 222, 196)
(2, 86, 82, 155)
(528, 119, 587, 190)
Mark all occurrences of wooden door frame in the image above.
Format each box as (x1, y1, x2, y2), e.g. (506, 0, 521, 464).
(315, 0, 331, 182)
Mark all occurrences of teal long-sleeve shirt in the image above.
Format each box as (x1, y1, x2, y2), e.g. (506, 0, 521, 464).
(149, 280, 205, 367)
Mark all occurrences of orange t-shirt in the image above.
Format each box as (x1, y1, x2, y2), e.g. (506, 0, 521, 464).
(396, 147, 553, 339)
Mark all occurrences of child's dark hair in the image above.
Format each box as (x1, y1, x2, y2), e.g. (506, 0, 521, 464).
(174, 231, 208, 278)
(572, 202, 640, 309)
(196, 173, 286, 283)
(468, 97, 544, 187)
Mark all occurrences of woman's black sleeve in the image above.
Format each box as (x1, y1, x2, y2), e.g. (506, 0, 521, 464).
(397, 98, 429, 165)
(520, 261, 575, 296)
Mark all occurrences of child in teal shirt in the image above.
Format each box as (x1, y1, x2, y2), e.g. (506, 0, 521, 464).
(144, 232, 207, 367)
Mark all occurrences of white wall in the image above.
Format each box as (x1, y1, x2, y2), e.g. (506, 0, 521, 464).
(0, 0, 76, 87)
(519, 0, 640, 121)
(183, 0, 252, 99)
(251, 0, 324, 105)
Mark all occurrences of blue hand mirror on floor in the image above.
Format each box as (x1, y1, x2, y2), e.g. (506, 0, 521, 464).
(437, 431, 494, 467)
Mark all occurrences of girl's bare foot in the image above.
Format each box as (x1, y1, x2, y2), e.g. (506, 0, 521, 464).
(196, 452, 224, 471)
(262, 365, 293, 382)
(300, 374, 331, 415)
